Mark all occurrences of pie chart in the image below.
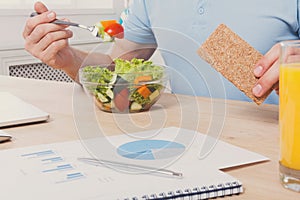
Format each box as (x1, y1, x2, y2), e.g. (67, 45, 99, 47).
(117, 140, 185, 160)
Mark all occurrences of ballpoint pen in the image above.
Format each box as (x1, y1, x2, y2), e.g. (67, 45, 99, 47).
(78, 157, 183, 178)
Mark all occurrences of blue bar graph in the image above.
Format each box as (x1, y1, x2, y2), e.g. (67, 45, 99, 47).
(41, 156, 64, 164)
(21, 150, 55, 158)
(42, 164, 73, 173)
(20, 149, 85, 184)
(55, 172, 85, 184)
(67, 172, 85, 179)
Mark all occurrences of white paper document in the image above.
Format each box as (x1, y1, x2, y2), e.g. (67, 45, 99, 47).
(0, 127, 268, 200)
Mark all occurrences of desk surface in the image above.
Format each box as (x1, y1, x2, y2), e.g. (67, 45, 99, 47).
(0, 75, 297, 199)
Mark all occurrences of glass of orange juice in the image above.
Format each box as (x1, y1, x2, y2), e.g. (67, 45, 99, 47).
(279, 40, 300, 192)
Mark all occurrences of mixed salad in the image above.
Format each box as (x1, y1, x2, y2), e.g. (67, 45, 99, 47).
(81, 58, 166, 113)
(95, 20, 124, 42)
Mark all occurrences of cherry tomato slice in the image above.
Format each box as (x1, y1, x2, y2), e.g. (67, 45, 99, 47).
(104, 23, 124, 39)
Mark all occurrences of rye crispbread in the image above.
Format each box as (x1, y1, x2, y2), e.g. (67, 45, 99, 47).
(197, 24, 272, 105)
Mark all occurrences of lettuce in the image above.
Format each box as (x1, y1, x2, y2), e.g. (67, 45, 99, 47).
(82, 66, 113, 84)
(114, 58, 164, 82)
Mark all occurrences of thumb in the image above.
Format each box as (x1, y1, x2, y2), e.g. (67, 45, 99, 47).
(34, 1, 49, 13)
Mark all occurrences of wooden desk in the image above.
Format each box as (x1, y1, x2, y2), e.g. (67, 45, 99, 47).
(0, 75, 297, 199)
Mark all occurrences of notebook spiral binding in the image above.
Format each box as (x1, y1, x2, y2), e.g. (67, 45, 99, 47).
(123, 181, 242, 200)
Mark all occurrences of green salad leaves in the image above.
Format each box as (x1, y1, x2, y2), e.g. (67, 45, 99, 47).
(82, 58, 164, 83)
(114, 58, 164, 82)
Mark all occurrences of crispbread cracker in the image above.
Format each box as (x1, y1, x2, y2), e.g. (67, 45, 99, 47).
(197, 24, 272, 105)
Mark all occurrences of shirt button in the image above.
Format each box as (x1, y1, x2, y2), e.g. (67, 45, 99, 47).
(198, 7, 204, 14)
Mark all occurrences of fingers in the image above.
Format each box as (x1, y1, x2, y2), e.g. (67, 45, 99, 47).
(252, 60, 279, 97)
(253, 43, 281, 78)
(23, 1, 52, 38)
(39, 29, 73, 52)
(253, 42, 300, 98)
(25, 29, 73, 60)
(252, 43, 281, 98)
(39, 30, 73, 53)
(34, 1, 49, 13)
(40, 40, 70, 66)
(23, 1, 73, 66)
(23, 11, 56, 39)
(26, 28, 72, 53)
(25, 22, 70, 45)
(24, 19, 72, 55)
(287, 55, 300, 63)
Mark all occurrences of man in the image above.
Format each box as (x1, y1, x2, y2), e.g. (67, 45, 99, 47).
(23, 1, 300, 104)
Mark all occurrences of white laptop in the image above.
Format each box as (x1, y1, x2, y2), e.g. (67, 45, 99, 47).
(0, 92, 49, 128)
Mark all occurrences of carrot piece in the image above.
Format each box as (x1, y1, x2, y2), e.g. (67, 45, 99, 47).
(134, 75, 152, 85)
(100, 20, 118, 29)
(137, 85, 152, 99)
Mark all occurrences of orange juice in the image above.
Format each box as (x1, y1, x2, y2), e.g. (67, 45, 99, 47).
(279, 63, 300, 170)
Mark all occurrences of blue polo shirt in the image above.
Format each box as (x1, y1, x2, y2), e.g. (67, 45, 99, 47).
(123, 0, 300, 104)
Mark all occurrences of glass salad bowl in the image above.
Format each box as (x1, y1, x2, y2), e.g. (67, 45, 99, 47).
(79, 58, 168, 113)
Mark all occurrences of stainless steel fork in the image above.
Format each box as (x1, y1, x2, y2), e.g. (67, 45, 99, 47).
(30, 12, 100, 38)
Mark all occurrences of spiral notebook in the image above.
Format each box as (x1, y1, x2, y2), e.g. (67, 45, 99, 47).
(0, 127, 267, 200)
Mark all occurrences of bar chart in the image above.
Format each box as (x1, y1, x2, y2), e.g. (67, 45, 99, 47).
(21, 149, 86, 184)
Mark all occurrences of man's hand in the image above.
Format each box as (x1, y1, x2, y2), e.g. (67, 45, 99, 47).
(23, 2, 82, 79)
(252, 43, 280, 97)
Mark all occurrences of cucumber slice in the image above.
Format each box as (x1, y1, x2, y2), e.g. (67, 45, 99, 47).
(130, 102, 142, 111)
(109, 74, 118, 84)
(102, 32, 114, 42)
(149, 89, 160, 101)
(106, 88, 114, 99)
(97, 92, 109, 103)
